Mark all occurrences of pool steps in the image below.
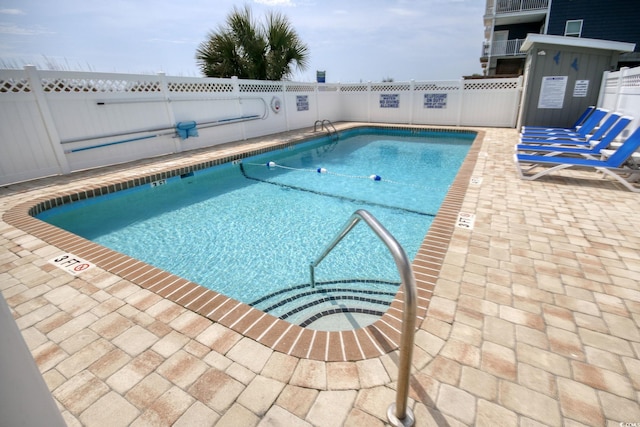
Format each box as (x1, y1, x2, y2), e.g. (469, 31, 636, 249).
(251, 281, 397, 329)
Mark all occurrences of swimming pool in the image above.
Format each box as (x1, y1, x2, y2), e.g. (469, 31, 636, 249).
(37, 127, 473, 329)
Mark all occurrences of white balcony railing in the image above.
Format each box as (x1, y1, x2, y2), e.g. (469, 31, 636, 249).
(488, 0, 549, 14)
(481, 39, 526, 58)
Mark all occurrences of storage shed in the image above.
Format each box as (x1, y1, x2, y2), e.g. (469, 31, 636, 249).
(517, 34, 635, 129)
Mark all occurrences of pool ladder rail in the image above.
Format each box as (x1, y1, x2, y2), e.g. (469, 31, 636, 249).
(309, 209, 416, 427)
(313, 119, 338, 141)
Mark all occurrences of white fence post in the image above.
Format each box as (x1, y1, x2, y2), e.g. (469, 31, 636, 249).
(158, 72, 180, 153)
(314, 82, 320, 123)
(456, 79, 464, 126)
(283, 81, 291, 131)
(512, 75, 524, 127)
(409, 80, 415, 125)
(23, 65, 70, 174)
(230, 76, 247, 141)
(597, 70, 612, 108)
(367, 81, 372, 123)
(614, 67, 629, 113)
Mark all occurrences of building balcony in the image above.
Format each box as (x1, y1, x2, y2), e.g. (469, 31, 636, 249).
(492, 0, 548, 14)
(481, 38, 526, 61)
(484, 0, 549, 27)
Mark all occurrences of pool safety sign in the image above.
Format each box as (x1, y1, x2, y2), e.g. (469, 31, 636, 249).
(48, 253, 95, 275)
(379, 94, 400, 108)
(424, 93, 447, 109)
(296, 95, 309, 111)
(456, 212, 476, 230)
(573, 80, 589, 97)
(538, 76, 567, 109)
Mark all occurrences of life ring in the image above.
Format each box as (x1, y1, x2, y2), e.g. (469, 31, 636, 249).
(271, 96, 282, 114)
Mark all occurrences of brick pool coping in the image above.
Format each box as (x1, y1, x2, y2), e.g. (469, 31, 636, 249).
(3, 123, 483, 361)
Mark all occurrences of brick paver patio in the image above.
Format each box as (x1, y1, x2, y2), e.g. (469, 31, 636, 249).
(1, 126, 639, 426)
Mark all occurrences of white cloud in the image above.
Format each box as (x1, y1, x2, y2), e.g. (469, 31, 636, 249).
(254, 0, 296, 6)
(0, 9, 25, 15)
(147, 37, 197, 45)
(0, 23, 51, 36)
(387, 8, 420, 17)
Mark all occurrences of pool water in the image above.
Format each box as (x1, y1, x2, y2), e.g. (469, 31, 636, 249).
(39, 129, 473, 316)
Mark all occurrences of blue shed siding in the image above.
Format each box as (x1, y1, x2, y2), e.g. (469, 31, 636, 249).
(547, 0, 640, 51)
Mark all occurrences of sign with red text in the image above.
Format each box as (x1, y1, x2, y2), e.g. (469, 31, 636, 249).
(48, 253, 95, 275)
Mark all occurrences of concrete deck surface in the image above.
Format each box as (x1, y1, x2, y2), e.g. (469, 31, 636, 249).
(1, 127, 639, 426)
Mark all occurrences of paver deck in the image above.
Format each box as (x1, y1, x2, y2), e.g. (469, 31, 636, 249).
(1, 126, 639, 426)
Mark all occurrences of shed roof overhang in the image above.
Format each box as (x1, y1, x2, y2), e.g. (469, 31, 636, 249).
(521, 34, 636, 53)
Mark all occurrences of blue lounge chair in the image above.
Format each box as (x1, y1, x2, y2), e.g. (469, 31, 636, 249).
(514, 126, 640, 192)
(520, 112, 623, 146)
(517, 116, 632, 154)
(522, 106, 595, 133)
(520, 108, 608, 139)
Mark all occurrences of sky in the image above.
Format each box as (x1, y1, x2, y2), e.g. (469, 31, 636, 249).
(0, 0, 485, 83)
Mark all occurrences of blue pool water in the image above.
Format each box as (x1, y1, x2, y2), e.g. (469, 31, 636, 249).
(39, 128, 473, 312)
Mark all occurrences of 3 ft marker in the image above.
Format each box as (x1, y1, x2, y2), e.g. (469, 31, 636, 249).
(456, 212, 476, 230)
(48, 253, 95, 275)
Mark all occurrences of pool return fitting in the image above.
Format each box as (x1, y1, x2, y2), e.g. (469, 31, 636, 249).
(309, 209, 416, 427)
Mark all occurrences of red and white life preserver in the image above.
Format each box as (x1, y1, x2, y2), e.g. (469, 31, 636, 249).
(271, 96, 281, 114)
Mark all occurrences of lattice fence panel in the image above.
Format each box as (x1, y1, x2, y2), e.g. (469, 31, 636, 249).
(370, 83, 411, 91)
(285, 84, 316, 92)
(340, 85, 369, 92)
(414, 83, 460, 91)
(0, 78, 31, 93)
(621, 73, 640, 87)
(40, 78, 162, 93)
(318, 85, 339, 92)
(464, 80, 519, 90)
(604, 77, 620, 89)
(168, 81, 233, 93)
(238, 83, 283, 93)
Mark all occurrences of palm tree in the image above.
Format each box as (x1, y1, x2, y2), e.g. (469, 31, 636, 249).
(196, 5, 309, 80)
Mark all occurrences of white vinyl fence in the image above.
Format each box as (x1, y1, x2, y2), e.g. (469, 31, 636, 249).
(0, 66, 525, 185)
(598, 66, 640, 138)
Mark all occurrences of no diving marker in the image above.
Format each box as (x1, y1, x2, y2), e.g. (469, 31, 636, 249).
(48, 253, 95, 275)
(456, 212, 476, 230)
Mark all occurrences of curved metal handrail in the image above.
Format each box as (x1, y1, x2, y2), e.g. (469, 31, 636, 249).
(313, 119, 338, 140)
(309, 209, 416, 426)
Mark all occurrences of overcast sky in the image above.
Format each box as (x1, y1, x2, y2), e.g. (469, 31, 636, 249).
(0, 0, 485, 83)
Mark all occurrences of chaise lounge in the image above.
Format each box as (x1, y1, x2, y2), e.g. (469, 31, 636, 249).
(520, 108, 608, 140)
(514, 126, 640, 192)
(516, 116, 633, 154)
(521, 105, 595, 133)
(519, 112, 624, 145)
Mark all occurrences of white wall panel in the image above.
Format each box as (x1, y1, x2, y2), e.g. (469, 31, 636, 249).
(1, 66, 569, 186)
(0, 95, 63, 183)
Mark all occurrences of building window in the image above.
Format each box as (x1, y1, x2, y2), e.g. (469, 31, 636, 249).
(565, 20, 583, 37)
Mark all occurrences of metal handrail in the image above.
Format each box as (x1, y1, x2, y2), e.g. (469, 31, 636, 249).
(309, 209, 416, 426)
(313, 119, 338, 140)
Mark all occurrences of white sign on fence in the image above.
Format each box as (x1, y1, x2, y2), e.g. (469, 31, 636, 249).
(424, 93, 447, 109)
(380, 94, 400, 108)
(296, 95, 309, 111)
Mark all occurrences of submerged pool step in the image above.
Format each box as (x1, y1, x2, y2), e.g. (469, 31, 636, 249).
(250, 280, 399, 331)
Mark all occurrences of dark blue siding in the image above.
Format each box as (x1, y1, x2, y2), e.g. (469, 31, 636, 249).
(496, 21, 545, 39)
(548, 0, 640, 51)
